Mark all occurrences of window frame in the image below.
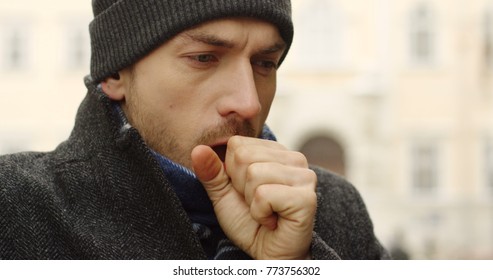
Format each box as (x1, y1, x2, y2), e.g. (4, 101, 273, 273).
(411, 141, 440, 196)
(408, 3, 437, 66)
(1, 22, 30, 72)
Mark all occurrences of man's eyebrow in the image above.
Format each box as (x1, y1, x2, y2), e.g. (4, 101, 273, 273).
(181, 31, 286, 54)
(258, 42, 287, 55)
(182, 32, 236, 48)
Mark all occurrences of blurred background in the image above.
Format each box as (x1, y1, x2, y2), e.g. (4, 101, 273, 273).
(1, 0, 492, 259)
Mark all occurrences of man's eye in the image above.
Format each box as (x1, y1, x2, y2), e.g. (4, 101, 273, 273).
(253, 60, 278, 69)
(193, 54, 216, 63)
(252, 60, 278, 75)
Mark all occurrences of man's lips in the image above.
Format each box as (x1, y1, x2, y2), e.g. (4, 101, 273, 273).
(208, 138, 230, 162)
(211, 144, 228, 162)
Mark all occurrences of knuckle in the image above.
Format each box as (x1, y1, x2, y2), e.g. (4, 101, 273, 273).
(290, 151, 309, 167)
(245, 163, 259, 182)
(296, 168, 317, 188)
(254, 184, 270, 201)
(228, 135, 242, 147)
(306, 169, 317, 184)
(305, 188, 318, 205)
(233, 145, 252, 165)
(295, 188, 318, 216)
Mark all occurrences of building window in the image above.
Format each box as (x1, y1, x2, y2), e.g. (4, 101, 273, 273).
(2, 25, 29, 71)
(484, 6, 493, 69)
(484, 139, 493, 194)
(411, 142, 439, 194)
(63, 22, 90, 71)
(296, 0, 344, 70)
(409, 3, 436, 64)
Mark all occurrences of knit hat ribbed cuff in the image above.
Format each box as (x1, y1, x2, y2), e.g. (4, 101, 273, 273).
(89, 0, 293, 83)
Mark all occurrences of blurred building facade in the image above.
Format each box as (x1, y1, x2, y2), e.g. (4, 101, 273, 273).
(0, 0, 91, 153)
(270, 0, 493, 259)
(1, 0, 493, 259)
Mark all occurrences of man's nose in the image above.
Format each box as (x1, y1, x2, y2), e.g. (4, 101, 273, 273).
(217, 61, 262, 120)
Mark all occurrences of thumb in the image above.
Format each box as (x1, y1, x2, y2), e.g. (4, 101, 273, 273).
(191, 145, 231, 203)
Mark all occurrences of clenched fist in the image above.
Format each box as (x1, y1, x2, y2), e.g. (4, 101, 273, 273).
(191, 136, 317, 260)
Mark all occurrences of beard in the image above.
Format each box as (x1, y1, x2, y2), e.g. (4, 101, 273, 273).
(122, 78, 258, 169)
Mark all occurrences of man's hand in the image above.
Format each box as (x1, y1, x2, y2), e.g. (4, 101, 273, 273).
(191, 136, 317, 260)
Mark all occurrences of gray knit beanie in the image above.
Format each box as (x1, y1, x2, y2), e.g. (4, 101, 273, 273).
(89, 0, 293, 83)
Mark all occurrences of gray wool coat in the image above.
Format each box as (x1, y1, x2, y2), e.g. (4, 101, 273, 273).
(0, 77, 389, 260)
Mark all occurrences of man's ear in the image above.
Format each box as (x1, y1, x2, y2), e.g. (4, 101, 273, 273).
(101, 72, 126, 101)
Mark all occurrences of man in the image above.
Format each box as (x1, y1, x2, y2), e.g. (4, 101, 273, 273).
(0, 0, 388, 259)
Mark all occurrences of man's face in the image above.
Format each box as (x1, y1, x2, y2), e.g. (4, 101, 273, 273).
(116, 18, 286, 169)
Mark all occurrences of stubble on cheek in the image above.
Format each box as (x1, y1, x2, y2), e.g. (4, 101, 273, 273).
(142, 119, 257, 169)
(123, 84, 260, 169)
(139, 112, 259, 169)
(121, 88, 191, 169)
